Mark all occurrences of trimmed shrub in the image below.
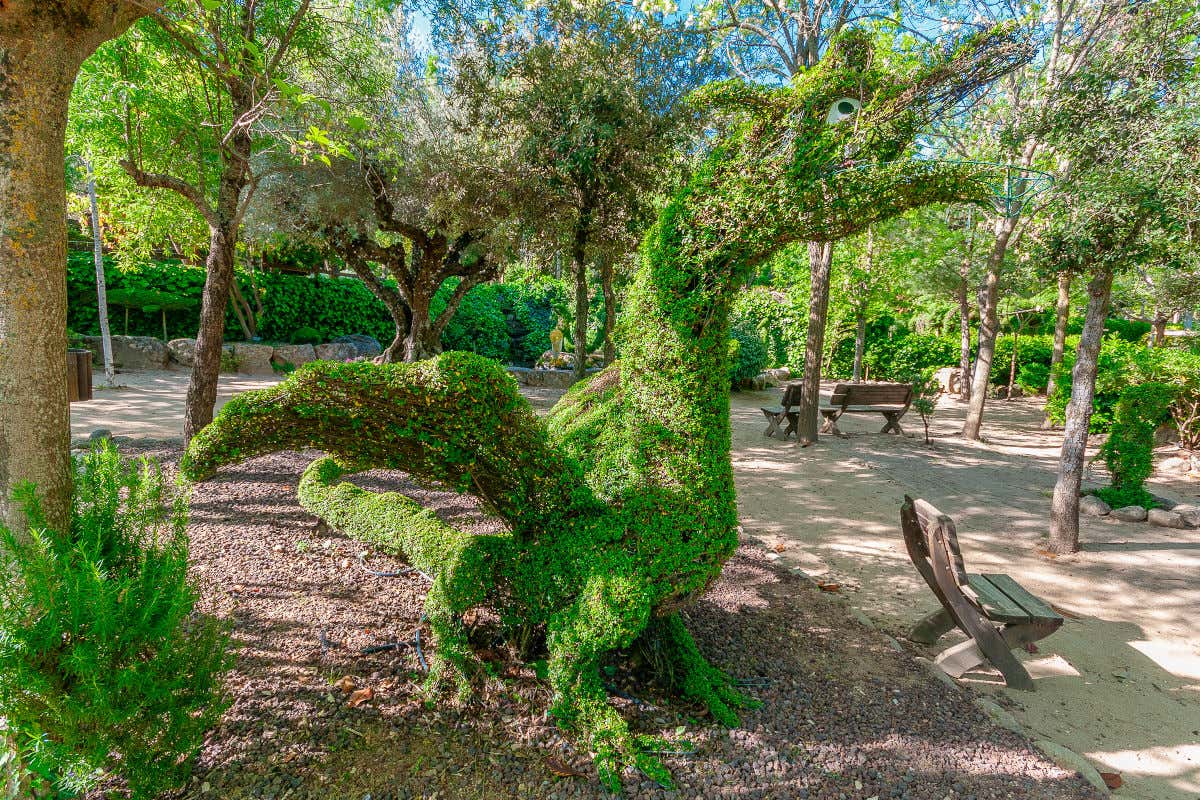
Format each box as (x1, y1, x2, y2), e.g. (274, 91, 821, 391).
(0, 444, 231, 799)
(435, 281, 511, 362)
(729, 319, 768, 387)
(256, 272, 393, 345)
(290, 325, 322, 345)
(1096, 382, 1178, 509)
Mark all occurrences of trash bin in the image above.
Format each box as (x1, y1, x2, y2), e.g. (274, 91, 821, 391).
(68, 348, 93, 402)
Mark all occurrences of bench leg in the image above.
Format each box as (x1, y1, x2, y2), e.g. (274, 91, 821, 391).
(967, 619, 1036, 691)
(909, 607, 955, 645)
(762, 409, 783, 438)
(783, 411, 799, 439)
(880, 412, 905, 435)
(820, 411, 842, 436)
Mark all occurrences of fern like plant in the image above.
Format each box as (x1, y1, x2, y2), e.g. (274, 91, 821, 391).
(0, 443, 231, 799)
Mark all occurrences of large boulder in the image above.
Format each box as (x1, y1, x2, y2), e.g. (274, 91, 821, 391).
(272, 343, 316, 368)
(763, 368, 791, 387)
(1110, 505, 1148, 523)
(1173, 504, 1200, 528)
(934, 366, 963, 395)
(167, 338, 197, 366)
(231, 342, 275, 375)
(314, 342, 357, 363)
(1080, 495, 1111, 517)
(83, 335, 168, 370)
(1148, 508, 1189, 529)
(332, 334, 382, 359)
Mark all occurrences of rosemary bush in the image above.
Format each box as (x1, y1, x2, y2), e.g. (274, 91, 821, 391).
(0, 443, 231, 798)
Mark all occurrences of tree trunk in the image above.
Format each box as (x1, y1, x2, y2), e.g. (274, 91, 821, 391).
(1042, 272, 1071, 428)
(230, 278, 257, 340)
(0, 21, 116, 533)
(797, 241, 834, 444)
(957, 277, 971, 401)
(85, 161, 116, 387)
(1049, 266, 1114, 554)
(601, 256, 616, 365)
(962, 215, 1017, 439)
(184, 225, 238, 442)
(1005, 329, 1018, 400)
(571, 225, 590, 382)
(851, 311, 866, 382)
(1151, 312, 1167, 347)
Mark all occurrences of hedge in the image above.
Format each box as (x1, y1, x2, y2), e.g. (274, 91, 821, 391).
(67, 254, 565, 366)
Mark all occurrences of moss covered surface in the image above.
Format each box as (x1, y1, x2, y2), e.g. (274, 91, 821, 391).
(181, 26, 1028, 792)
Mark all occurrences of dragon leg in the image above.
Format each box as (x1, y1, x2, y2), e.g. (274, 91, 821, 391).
(545, 572, 673, 792)
(299, 457, 510, 696)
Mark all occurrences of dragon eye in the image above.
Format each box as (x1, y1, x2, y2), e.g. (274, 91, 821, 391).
(826, 97, 861, 125)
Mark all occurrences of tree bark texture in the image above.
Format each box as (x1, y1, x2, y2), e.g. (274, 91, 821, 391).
(185, 224, 238, 442)
(0, 3, 142, 532)
(851, 312, 866, 382)
(962, 215, 1017, 440)
(1042, 272, 1071, 427)
(571, 218, 590, 381)
(86, 161, 116, 386)
(797, 241, 834, 444)
(601, 256, 616, 365)
(1049, 267, 1113, 554)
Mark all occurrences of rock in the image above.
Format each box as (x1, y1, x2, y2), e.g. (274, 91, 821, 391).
(1110, 505, 1148, 523)
(1148, 508, 1189, 529)
(314, 342, 358, 362)
(1080, 495, 1111, 517)
(1173, 504, 1200, 528)
(507, 366, 601, 389)
(1158, 455, 1190, 475)
(763, 368, 791, 387)
(272, 343, 317, 368)
(742, 374, 767, 391)
(332, 334, 382, 358)
(231, 342, 275, 374)
(82, 335, 168, 370)
(1033, 739, 1110, 794)
(89, 428, 113, 443)
(167, 338, 198, 366)
(934, 366, 962, 395)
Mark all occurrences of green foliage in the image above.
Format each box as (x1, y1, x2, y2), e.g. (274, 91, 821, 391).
(1016, 362, 1051, 395)
(990, 335, 1054, 388)
(0, 444, 231, 799)
(290, 325, 322, 345)
(728, 320, 768, 386)
(435, 282, 510, 363)
(1096, 382, 1178, 509)
(907, 370, 940, 445)
(219, 348, 242, 373)
(857, 321, 957, 381)
(731, 286, 807, 369)
(1046, 338, 1200, 432)
(497, 278, 571, 366)
(256, 272, 393, 345)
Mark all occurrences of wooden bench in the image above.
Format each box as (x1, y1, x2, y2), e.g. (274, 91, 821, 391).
(901, 496, 1063, 690)
(820, 382, 913, 436)
(761, 383, 803, 439)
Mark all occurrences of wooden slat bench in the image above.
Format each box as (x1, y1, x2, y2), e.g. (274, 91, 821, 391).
(761, 383, 803, 439)
(900, 496, 1063, 690)
(820, 382, 913, 436)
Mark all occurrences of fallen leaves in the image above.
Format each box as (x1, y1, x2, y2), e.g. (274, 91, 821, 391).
(817, 582, 841, 593)
(1100, 771, 1123, 789)
(347, 687, 374, 708)
(544, 756, 586, 778)
(334, 675, 356, 693)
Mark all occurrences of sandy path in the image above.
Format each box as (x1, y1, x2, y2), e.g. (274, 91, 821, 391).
(733, 389, 1200, 800)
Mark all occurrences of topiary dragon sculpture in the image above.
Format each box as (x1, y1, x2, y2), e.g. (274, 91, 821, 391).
(181, 27, 1030, 792)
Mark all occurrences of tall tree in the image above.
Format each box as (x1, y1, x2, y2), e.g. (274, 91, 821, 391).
(1040, 1, 1199, 553)
(74, 1, 367, 442)
(942, 0, 1129, 440)
(455, 3, 708, 380)
(0, 1, 147, 533)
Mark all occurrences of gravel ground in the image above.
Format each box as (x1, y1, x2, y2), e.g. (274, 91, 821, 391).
(110, 441, 1103, 800)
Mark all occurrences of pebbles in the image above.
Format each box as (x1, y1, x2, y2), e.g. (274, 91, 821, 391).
(112, 445, 1103, 800)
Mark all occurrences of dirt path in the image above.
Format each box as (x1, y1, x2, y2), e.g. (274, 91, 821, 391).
(733, 389, 1200, 800)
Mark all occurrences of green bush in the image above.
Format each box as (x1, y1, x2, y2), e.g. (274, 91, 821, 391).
(291, 325, 322, 345)
(0, 444, 231, 799)
(731, 286, 806, 370)
(1046, 338, 1200, 432)
(256, 272, 393, 345)
(496, 278, 571, 366)
(1016, 362, 1051, 395)
(729, 319, 768, 387)
(991, 335, 1054, 389)
(1096, 382, 1178, 509)
(436, 281, 510, 362)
